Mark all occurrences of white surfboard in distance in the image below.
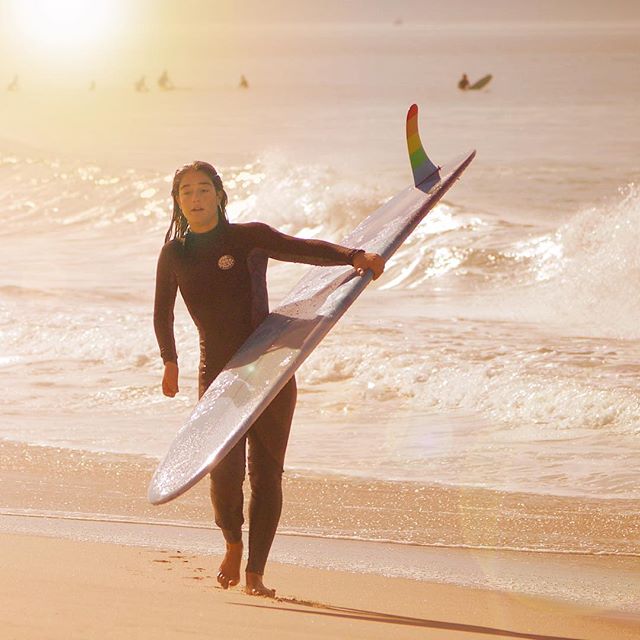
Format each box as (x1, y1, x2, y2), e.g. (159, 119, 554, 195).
(148, 104, 475, 505)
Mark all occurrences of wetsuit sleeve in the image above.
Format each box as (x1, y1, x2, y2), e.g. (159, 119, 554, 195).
(245, 222, 364, 266)
(153, 243, 179, 364)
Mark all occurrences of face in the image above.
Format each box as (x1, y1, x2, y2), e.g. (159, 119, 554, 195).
(176, 169, 221, 233)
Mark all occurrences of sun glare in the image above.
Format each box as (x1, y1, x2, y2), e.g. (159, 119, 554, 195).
(9, 0, 119, 52)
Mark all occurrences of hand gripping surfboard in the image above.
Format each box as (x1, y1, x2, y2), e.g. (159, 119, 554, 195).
(148, 105, 476, 505)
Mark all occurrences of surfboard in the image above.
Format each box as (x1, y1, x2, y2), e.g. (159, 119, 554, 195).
(469, 74, 492, 91)
(148, 104, 476, 505)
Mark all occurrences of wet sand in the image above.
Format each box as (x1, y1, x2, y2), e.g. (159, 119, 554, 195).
(2, 439, 638, 555)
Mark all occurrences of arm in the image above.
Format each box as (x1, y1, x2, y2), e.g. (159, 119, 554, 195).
(245, 221, 360, 266)
(153, 243, 179, 397)
(246, 222, 385, 279)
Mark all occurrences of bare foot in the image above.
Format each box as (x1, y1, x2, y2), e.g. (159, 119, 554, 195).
(245, 572, 276, 598)
(217, 541, 243, 589)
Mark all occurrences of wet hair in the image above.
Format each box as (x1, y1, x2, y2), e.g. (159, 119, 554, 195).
(165, 161, 229, 243)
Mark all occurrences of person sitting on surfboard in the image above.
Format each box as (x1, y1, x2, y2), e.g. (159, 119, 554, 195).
(134, 76, 149, 92)
(458, 73, 470, 90)
(158, 69, 174, 91)
(154, 161, 384, 597)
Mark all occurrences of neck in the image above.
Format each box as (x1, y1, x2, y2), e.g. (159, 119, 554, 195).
(189, 212, 220, 234)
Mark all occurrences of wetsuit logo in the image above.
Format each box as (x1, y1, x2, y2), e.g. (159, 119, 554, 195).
(218, 255, 235, 270)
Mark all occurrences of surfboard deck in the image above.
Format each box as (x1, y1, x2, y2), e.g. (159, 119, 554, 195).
(148, 105, 475, 505)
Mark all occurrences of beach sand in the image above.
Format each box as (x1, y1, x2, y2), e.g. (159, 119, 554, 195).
(2, 532, 638, 640)
(1, 440, 639, 639)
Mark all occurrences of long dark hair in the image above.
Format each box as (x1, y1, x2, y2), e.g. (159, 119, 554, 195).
(165, 161, 229, 243)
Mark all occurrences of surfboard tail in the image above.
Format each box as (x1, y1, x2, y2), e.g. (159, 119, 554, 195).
(406, 104, 440, 187)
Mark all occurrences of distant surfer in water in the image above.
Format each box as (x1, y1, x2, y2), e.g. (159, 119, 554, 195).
(239, 74, 249, 89)
(134, 76, 149, 92)
(458, 73, 492, 91)
(154, 161, 384, 596)
(158, 69, 174, 91)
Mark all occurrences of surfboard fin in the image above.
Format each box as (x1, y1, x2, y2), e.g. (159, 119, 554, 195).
(406, 104, 440, 187)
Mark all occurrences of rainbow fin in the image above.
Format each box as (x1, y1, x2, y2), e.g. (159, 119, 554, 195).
(406, 104, 439, 187)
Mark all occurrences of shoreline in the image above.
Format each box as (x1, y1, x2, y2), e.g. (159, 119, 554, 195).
(2, 437, 640, 617)
(2, 438, 638, 554)
(2, 508, 640, 614)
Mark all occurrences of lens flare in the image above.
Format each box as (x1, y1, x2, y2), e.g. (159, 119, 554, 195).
(8, 0, 119, 52)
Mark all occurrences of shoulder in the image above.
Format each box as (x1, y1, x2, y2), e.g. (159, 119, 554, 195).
(158, 238, 183, 262)
(229, 221, 276, 243)
(230, 221, 273, 234)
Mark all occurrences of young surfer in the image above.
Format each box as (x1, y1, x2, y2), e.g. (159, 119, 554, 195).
(154, 161, 384, 596)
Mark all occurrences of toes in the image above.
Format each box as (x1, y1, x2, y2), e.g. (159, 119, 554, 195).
(247, 586, 276, 598)
(217, 570, 241, 589)
(217, 571, 229, 589)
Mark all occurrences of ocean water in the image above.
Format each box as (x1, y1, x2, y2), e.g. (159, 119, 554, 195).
(1, 23, 640, 555)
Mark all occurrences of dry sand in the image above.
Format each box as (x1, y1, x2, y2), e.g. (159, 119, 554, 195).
(2, 533, 638, 640)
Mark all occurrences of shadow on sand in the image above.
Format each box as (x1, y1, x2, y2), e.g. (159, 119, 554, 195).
(232, 598, 581, 640)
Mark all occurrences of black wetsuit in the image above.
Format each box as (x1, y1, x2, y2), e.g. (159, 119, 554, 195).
(154, 220, 362, 574)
